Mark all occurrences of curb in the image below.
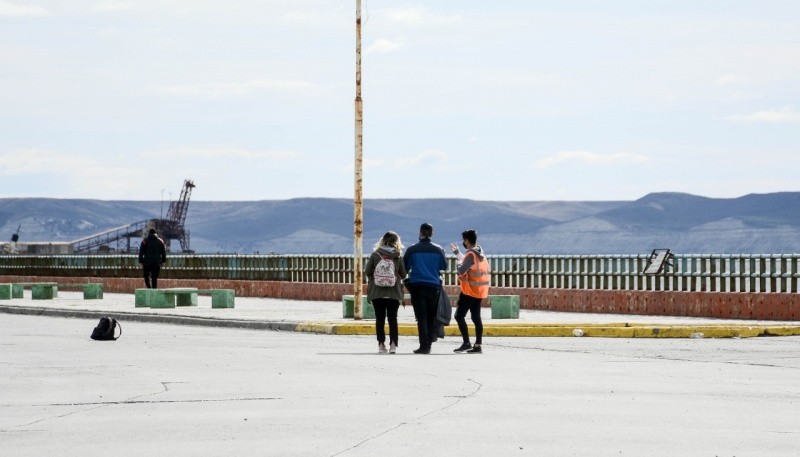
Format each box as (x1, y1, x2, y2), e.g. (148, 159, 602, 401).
(3, 304, 800, 338)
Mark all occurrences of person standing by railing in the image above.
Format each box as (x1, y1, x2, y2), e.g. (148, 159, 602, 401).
(364, 231, 407, 354)
(450, 229, 490, 354)
(138, 228, 166, 289)
(404, 223, 447, 354)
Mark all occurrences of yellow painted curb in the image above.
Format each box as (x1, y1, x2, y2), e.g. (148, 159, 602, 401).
(294, 321, 800, 338)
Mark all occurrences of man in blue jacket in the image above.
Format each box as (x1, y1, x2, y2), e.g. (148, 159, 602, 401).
(403, 223, 447, 354)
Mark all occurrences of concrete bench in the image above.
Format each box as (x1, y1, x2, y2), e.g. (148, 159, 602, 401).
(31, 283, 59, 300)
(10, 282, 103, 300)
(55, 283, 104, 299)
(5, 282, 59, 300)
(135, 288, 235, 309)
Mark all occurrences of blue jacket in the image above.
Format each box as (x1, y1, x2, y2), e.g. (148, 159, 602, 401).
(403, 238, 447, 288)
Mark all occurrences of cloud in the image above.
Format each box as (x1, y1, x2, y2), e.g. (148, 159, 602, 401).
(534, 151, 651, 169)
(281, 10, 333, 26)
(0, 149, 94, 175)
(392, 149, 448, 168)
(0, 148, 147, 198)
(0, 1, 48, 17)
(154, 79, 318, 99)
(386, 7, 464, 26)
(725, 107, 800, 124)
(715, 74, 739, 86)
(366, 38, 403, 55)
(92, 1, 132, 13)
(142, 146, 302, 161)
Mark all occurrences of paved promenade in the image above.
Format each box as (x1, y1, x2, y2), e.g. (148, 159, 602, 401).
(2, 290, 800, 339)
(2, 309, 799, 456)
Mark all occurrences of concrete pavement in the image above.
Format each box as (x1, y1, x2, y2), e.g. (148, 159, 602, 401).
(1, 312, 799, 456)
(2, 290, 800, 339)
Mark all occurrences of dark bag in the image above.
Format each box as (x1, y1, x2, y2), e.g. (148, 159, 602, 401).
(436, 286, 452, 326)
(90, 316, 122, 341)
(434, 285, 452, 339)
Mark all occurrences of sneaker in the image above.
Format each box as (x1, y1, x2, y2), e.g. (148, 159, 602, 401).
(413, 347, 431, 354)
(453, 342, 472, 353)
(466, 344, 482, 354)
(378, 343, 388, 354)
(389, 342, 397, 354)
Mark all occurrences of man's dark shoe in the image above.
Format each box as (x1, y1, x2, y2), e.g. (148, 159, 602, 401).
(466, 344, 482, 354)
(413, 347, 431, 354)
(453, 342, 472, 353)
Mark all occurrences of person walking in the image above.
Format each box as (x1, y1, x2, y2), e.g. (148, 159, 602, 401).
(403, 223, 447, 354)
(138, 228, 167, 289)
(364, 231, 407, 354)
(450, 229, 490, 354)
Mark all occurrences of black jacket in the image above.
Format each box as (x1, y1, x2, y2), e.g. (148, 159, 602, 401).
(138, 233, 167, 265)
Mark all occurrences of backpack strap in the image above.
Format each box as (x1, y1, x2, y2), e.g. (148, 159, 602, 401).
(113, 321, 122, 340)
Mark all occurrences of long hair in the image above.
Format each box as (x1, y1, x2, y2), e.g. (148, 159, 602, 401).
(373, 230, 404, 254)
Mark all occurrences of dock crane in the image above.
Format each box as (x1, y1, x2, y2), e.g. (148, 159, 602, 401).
(71, 179, 196, 253)
(154, 179, 196, 252)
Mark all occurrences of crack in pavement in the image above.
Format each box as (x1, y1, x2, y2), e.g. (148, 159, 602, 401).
(0, 380, 276, 432)
(329, 378, 483, 457)
(490, 342, 800, 370)
(6, 397, 282, 408)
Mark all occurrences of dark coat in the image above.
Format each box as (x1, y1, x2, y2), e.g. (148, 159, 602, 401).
(138, 233, 166, 265)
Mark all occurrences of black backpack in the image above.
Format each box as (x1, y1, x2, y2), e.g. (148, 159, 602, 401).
(90, 316, 122, 341)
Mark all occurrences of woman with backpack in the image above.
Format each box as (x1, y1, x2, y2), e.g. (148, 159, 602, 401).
(364, 231, 408, 354)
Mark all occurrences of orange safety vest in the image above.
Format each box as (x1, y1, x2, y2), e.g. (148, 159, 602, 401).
(459, 250, 490, 299)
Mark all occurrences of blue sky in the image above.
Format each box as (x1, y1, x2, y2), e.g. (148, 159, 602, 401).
(1, 1, 798, 201)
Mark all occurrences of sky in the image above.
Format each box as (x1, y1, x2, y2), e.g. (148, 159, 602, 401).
(0, 1, 799, 202)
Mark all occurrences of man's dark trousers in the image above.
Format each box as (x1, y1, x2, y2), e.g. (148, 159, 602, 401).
(143, 263, 161, 289)
(409, 284, 439, 350)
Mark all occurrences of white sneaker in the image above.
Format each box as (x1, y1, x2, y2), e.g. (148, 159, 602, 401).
(378, 343, 388, 353)
(389, 342, 397, 354)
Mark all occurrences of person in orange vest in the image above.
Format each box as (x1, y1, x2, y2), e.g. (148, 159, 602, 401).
(450, 229, 490, 353)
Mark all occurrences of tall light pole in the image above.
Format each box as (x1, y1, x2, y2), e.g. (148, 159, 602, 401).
(353, 0, 364, 320)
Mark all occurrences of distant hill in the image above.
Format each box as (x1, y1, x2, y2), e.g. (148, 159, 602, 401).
(1, 193, 799, 254)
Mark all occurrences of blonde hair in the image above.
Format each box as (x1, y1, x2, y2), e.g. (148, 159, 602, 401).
(373, 231, 404, 254)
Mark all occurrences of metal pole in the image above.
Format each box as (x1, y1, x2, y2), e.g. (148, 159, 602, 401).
(353, 0, 364, 320)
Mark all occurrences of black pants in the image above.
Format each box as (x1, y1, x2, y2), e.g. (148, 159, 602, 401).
(142, 263, 161, 289)
(455, 293, 483, 345)
(408, 284, 439, 350)
(372, 298, 400, 345)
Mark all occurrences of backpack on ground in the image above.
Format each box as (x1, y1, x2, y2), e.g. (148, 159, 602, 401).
(91, 316, 122, 341)
(374, 254, 397, 287)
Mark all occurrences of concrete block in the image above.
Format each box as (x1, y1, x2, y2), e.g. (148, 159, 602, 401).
(135, 289, 169, 308)
(166, 288, 198, 306)
(490, 295, 520, 319)
(135, 289, 149, 307)
(149, 290, 175, 308)
(341, 295, 375, 319)
(11, 284, 23, 298)
(211, 289, 236, 308)
(32, 284, 57, 300)
(83, 283, 103, 299)
(0, 284, 11, 300)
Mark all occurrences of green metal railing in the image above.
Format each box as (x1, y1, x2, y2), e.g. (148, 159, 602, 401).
(1, 253, 798, 293)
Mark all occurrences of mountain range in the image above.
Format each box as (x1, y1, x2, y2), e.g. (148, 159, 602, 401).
(1, 192, 799, 255)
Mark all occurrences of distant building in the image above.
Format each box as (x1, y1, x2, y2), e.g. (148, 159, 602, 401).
(15, 242, 74, 255)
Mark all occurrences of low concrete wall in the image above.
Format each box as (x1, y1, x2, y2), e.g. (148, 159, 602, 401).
(500, 287, 800, 321)
(3, 275, 798, 321)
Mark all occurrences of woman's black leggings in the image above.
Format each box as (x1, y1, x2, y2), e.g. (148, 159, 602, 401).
(372, 298, 400, 345)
